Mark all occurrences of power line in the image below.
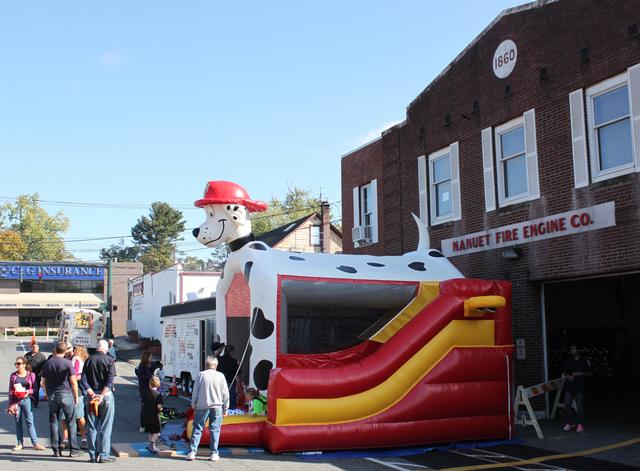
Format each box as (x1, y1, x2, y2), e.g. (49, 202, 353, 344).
(0, 196, 198, 210)
(0, 200, 343, 246)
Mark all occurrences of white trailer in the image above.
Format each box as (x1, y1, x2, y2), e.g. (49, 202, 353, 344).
(58, 308, 104, 349)
(160, 298, 216, 386)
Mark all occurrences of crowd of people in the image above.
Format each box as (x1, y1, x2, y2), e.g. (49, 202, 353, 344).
(8, 339, 117, 463)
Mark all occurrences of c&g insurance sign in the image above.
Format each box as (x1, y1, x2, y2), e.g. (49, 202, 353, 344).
(0, 263, 105, 281)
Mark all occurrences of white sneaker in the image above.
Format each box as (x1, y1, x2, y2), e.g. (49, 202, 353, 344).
(210, 453, 220, 462)
(138, 427, 145, 433)
(185, 451, 196, 461)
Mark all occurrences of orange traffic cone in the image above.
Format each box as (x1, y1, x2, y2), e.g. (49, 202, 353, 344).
(170, 380, 178, 397)
(30, 335, 36, 346)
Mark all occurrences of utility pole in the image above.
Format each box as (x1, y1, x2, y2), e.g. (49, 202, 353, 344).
(106, 258, 113, 339)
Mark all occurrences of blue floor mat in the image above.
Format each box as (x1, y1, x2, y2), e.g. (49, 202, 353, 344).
(295, 438, 523, 460)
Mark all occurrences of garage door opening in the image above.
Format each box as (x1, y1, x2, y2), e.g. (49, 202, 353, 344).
(544, 273, 640, 424)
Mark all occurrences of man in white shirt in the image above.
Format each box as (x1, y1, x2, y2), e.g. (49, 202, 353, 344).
(186, 356, 229, 462)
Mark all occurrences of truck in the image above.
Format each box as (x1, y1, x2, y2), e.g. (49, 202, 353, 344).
(160, 297, 216, 389)
(57, 308, 104, 350)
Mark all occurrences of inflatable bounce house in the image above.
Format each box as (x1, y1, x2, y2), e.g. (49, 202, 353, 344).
(191, 181, 514, 453)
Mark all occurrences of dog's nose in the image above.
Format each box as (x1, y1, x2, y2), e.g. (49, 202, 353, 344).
(192, 228, 200, 238)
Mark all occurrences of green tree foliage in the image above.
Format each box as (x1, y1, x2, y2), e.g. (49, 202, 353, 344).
(0, 194, 69, 261)
(131, 202, 186, 273)
(0, 230, 28, 260)
(99, 239, 140, 262)
(251, 186, 324, 235)
(179, 255, 205, 271)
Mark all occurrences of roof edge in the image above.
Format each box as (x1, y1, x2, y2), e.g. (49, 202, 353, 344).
(407, 0, 558, 110)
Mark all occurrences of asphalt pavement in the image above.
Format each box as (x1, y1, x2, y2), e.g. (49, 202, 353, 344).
(1, 337, 638, 471)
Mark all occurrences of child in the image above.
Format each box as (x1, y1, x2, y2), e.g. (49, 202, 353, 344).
(142, 376, 164, 453)
(153, 363, 166, 396)
(245, 388, 267, 416)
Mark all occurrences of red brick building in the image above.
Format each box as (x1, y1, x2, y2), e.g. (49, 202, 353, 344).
(342, 0, 640, 413)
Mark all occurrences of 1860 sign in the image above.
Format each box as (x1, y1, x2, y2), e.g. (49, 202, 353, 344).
(493, 39, 517, 79)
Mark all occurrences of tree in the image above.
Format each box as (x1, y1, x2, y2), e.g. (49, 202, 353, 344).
(0, 230, 28, 260)
(206, 244, 230, 271)
(131, 202, 186, 273)
(0, 194, 69, 261)
(99, 239, 139, 262)
(179, 255, 205, 271)
(251, 186, 324, 235)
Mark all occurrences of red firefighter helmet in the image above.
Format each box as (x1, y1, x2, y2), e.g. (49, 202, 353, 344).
(194, 181, 267, 213)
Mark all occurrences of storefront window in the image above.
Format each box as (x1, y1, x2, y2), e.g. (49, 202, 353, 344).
(21, 279, 104, 294)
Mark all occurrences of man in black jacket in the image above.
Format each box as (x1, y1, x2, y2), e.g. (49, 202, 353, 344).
(562, 344, 592, 433)
(24, 343, 46, 407)
(81, 339, 117, 463)
(217, 345, 239, 409)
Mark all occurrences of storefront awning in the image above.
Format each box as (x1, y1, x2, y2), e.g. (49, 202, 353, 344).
(0, 293, 104, 310)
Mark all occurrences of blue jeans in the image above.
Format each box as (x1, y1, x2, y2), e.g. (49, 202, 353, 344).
(87, 393, 115, 461)
(15, 398, 39, 446)
(190, 406, 222, 454)
(48, 391, 77, 452)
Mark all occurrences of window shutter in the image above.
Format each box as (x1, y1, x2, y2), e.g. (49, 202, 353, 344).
(370, 179, 379, 243)
(628, 64, 640, 171)
(450, 142, 461, 220)
(569, 89, 589, 187)
(417, 155, 428, 225)
(481, 127, 496, 212)
(352, 186, 360, 247)
(523, 109, 540, 199)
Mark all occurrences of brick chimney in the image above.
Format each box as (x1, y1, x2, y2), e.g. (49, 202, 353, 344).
(321, 201, 331, 253)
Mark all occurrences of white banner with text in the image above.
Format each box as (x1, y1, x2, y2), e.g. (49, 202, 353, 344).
(441, 202, 615, 257)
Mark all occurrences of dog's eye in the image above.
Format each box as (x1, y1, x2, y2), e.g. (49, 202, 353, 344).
(227, 205, 231, 210)
(209, 211, 214, 217)
(233, 205, 239, 211)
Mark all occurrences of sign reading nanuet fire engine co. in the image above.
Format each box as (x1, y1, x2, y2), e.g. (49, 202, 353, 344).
(441, 202, 616, 257)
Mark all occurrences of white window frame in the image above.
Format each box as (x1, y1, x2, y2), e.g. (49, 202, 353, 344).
(585, 73, 636, 182)
(429, 147, 453, 225)
(352, 179, 378, 248)
(359, 183, 373, 228)
(494, 111, 539, 208)
(309, 224, 320, 246)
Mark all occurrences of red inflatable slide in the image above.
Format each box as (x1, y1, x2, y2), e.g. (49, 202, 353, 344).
(194, 278, 514, 452)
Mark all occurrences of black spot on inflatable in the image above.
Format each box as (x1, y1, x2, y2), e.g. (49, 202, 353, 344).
(251, 307, 274, 340)
(428, 250, 445, 258)
(337, 265, 357, 274)
(408, 261, 426, 271)
(289, 255, 305, 261)
(248, 243, 267, 251)
(244, 262, 253, 283)
(253, 360, 273, 391)
(367, 262, 385, 267)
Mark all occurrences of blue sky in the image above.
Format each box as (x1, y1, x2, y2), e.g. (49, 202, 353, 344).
(0, 0, 518, 262)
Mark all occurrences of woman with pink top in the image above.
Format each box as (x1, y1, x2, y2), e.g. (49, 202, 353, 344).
(61, 345, 90, 448)
(7, 356, 45, 451)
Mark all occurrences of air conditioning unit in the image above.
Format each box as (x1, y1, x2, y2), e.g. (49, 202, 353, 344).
(352, 226, 372, 244)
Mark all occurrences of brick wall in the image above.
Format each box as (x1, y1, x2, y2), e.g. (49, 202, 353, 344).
(341, 0, 640, 387)
(108, 262, 143, 336)
(341, 136, 386, 255)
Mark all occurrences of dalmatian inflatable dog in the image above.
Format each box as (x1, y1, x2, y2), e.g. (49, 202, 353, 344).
(193, 180, 464, 391)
